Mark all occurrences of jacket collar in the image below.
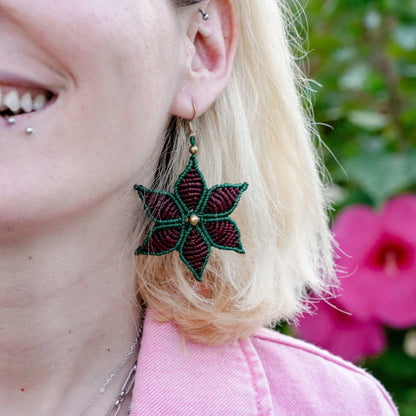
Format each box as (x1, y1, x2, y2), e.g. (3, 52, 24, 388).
(130, 310, 273, 415)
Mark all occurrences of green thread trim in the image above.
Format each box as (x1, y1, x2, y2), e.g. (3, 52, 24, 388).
(135, 223, 185, 256)
(135, 185, 186, 224)
(173, 154, 208, 214)
(134, 137, 248, 281)
(179, 225, 211, 282)
(200, 182, 249, 219)
(202, 218, 245, 254)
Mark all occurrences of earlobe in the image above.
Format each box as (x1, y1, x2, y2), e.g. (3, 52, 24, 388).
(170, 0, 238, 119)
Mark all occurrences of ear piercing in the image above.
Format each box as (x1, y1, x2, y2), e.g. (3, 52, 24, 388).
(199, 8, 210, 21)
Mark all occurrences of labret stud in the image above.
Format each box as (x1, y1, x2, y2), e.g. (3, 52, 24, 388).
(3, 116, 34, 134)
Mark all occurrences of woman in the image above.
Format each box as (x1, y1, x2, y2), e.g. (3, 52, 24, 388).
(0, 0, 398, 415)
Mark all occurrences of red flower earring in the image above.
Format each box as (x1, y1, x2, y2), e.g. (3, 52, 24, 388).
(134, 115, 248, 282)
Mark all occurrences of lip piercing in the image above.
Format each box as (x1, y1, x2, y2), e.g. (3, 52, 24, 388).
(3, 116, 34, 134)
(199, 8, 210, 21)
(3, 117, 34, 134)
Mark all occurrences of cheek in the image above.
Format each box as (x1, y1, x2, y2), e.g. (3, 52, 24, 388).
(0, 0, 184, 231)
(61, 3, 181, 171)
(58, 2, 182, 173)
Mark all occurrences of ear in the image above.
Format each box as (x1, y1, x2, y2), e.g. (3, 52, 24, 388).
(170, 0, 239, 119)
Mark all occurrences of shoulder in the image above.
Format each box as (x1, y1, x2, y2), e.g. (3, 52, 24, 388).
(249, 327, 398, 415)
(131, 313, 398, 415)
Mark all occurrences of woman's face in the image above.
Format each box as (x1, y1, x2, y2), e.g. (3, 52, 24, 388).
(0, 0, 187, 234)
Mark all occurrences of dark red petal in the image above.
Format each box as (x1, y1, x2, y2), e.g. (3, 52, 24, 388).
(138, 226, 182, 255)
(176, 161, 205, 211)
(181, 228, 210, 280)
(204, 185, 246, 215)
(205, 219, 243, 250)
(141, 190, 181, 221)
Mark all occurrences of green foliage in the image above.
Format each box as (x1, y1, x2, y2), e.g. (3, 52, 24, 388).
(295, 0, 416, 413)
(339, 151, 416, 206)
(365, 329, 416, 415)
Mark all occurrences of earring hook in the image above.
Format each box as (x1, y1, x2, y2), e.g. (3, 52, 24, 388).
(188, 103, 197, 135)
(190, 103, 197, 121)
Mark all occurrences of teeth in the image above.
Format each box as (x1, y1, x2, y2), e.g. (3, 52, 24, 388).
(20, 92, 33, 113)
(0, 90, 5, 111)
(33, 94, 46, 111)
(4, 90, 20, 113)
(0, 87, 48, 114)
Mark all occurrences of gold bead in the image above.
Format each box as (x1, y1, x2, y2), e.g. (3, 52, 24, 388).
(189, 214, 200, 226)
(189, 145, 198, 155)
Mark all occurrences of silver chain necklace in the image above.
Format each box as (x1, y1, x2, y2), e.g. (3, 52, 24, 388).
(79, 311, 145, 416)
(105, 361, 137, 416)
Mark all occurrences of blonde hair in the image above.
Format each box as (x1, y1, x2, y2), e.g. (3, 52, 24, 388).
(134, 0, 336, 345)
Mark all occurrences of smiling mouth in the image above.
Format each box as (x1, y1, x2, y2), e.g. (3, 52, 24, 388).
(0, 86, 55, 118)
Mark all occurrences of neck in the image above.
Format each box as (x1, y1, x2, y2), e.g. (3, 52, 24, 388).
(0, 192, 143, 416)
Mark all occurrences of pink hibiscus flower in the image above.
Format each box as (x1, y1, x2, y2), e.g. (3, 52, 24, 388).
(334, 194, 416, 328)
(294, 300, 386, 362)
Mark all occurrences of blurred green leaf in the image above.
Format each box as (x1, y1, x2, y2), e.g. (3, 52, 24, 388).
(343, 152, 416, 205)
(347, 110, 389, 131)
(339, 64, 371, 90)
(398, 64, 416, 78)
(370, 348, 416, 379)
(393, 25, 416, 51)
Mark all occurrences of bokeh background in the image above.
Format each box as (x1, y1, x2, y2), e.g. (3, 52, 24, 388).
(285, 0, 416, 414)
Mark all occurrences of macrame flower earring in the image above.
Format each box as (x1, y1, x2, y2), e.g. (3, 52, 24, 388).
(134, 111, 248, 282)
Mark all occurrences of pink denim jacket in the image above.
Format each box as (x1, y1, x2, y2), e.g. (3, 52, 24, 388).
(131, 311, 398, 415)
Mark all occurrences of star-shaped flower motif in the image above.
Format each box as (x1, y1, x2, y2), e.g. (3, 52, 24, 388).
(134, 154, 248, 281)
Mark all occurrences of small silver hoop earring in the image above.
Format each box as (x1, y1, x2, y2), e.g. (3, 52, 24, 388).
(199, 8, 210, 21)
